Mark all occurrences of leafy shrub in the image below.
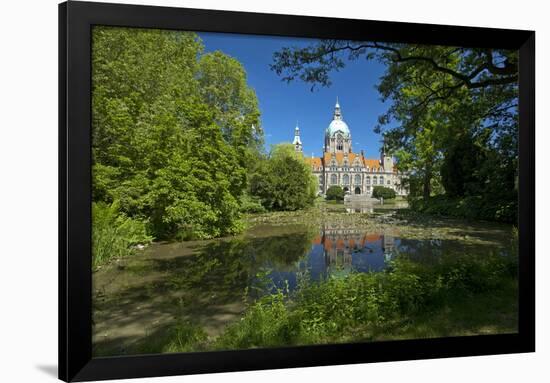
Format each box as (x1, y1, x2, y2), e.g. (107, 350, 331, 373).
(215, 290, 302, 349)
(372, 186, 396, 200)
(408, 195, 517, 223)
(325, 186, 344, 201)
(239, 193, 267, 213)
(92, 201, 152, 268)
(249, 144, 317, 211)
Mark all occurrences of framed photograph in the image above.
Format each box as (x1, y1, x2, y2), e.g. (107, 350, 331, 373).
(59, 1, 535, 381)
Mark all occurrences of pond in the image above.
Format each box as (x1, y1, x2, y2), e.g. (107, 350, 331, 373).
(92, 205, 517, 356)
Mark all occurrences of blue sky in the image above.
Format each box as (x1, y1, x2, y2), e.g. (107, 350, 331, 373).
(198, 32, 392, 159)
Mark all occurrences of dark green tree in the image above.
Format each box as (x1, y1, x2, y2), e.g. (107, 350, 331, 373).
(250, 144, 317, 211)
(372, 186, 396, 200)
(440, 133, 485, 197)
(325, 185, 344, 201)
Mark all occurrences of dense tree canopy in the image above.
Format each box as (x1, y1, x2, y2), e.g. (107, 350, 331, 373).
(249, 144, 317, 211)
(92, 27, 262, 239)
(271, 40, 518, 222)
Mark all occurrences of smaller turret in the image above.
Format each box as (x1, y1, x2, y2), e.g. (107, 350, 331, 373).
(293, 123, 303, 153)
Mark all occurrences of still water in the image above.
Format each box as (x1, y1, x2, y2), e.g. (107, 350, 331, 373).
(92, 207, 515, 355)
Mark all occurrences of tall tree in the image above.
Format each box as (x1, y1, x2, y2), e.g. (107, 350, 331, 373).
(92, 27, 262, 239)
(250, 144, 317, 211)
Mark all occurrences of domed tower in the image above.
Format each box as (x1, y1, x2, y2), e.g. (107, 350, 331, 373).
(324, 98, 351, 153)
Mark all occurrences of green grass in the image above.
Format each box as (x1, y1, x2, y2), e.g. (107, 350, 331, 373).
(367, 279, 517, 340)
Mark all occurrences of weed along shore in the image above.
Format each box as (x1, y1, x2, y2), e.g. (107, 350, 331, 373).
(92, 200, 517, 356)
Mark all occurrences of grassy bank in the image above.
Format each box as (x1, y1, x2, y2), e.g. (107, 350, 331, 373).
(135, 247, 517, 353)
(92, 202, 153, 269)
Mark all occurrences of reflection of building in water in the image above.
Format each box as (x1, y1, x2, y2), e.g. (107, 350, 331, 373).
(383, 234, 396, 262)
(312, 227, 395, 273)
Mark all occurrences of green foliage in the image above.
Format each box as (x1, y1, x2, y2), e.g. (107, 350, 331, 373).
(325, 185, 344, 201)
(92, 27, 262, 240)
(409, 195, 517, 223)
(249, 144, 317, 211)
(163, 321, 208, 353)
(372, 186, 396, 200)
(238, 193, 267, 214)
(440, 133, 484, 197)
(92, 202, 152, 268)
(215, 289, 303, 349)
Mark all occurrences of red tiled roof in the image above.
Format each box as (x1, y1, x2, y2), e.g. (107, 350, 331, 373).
(305, 152, 387, 171)
(304, 157, 322, 169)
(363, 159, 382, 170)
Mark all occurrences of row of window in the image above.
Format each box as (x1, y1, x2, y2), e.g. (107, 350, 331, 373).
(328, 175, 392, 185)
(326, 165, 385, 172)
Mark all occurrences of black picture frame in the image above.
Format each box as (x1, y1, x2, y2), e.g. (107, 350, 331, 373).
(59, 1, 535, 381)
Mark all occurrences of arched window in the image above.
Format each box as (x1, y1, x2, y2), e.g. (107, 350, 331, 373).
(366, 177, 370, 185)
(380, 176, 384, 185)
(373, 177, 378, 185)
(355, 175, 361, 185)
(331, 174, 337, 185)
(343, 174, 350, 185)
(337, 135, 344, 151)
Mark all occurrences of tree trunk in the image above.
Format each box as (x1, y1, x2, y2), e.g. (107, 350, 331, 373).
(423, 164, 432, 200)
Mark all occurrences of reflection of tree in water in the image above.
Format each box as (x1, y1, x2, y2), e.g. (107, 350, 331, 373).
(92, 230, 316, 356)
(156, 231, 315, 301)
(395, 237, 515, 268)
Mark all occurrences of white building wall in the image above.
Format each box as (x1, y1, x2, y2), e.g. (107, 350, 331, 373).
(313, 166, 408, 196)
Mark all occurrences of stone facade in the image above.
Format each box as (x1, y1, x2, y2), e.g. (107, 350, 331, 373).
(300, 100, 408, 197)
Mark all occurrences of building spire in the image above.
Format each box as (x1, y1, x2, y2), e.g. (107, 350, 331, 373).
(293, 122, 303, 152)
(333, 97, 342, 120)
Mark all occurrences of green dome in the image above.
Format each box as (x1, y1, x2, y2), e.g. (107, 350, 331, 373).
(326, 119, 351, 138)
(326, 98, 350, 138)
